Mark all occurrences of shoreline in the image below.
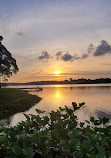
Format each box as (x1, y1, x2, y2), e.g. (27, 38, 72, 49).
(0, 88, 41, 120)
(4, 83, 111, 87)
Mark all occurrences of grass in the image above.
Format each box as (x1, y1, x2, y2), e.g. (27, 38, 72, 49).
(0, 88, 41, 120)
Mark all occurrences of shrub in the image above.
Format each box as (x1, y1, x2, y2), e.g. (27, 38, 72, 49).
(0, 102, 111, 158)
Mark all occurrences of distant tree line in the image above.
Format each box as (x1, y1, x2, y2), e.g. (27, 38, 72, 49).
(5, 78, 111, 86)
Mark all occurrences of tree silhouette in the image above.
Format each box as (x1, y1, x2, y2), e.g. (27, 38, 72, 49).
(0, 36, 19, 88)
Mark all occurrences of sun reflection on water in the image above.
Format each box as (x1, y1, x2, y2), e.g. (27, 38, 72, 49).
(56, 92, 60, 99)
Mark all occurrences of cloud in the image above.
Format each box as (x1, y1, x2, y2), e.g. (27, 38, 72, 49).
(56, 51, 62, 59)
(81, 53, 88, 59)
(61, 71, 111, 77)
(37, 40, 111, 63)
(61, 53, 80, 62)
(38, 50, 87, 62)
(61, 53, 73, 61)
(88, 43, 94, 54)
(38, 51, 50, 61)
(94, 40, 111, 56)
(16, 32, 24, 36)
(73, 55, 80, 60)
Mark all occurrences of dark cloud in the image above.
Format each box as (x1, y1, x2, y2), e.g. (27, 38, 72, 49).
(88, 43, 94, 54)
(94, 40, 111, 56)
(56, 51, 62, 59)
(61, 53, 80, 62)
(81, 53, 88, 59)
(38, 51, 50, 61)
(61, 53, 73, 61)
(16, 32, 24, 36)
(37, 40, 111, 63)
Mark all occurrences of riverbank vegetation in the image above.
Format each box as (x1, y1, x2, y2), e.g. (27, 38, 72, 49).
(0, 88, 41, 120)
(0, 102, 111, 158)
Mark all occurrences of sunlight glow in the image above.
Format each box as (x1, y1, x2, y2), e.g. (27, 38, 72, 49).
(54, 71, 60, 76)
(54, 71, 60, 75)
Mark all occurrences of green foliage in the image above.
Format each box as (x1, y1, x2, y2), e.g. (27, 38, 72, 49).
(0, 102, 111, 157)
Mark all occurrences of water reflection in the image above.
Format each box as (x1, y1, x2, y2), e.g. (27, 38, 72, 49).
(56, 91, 60, 99)
(95, 110, 111, 119)
(2, 84, 111, 126)
(54, 85, 62, 88)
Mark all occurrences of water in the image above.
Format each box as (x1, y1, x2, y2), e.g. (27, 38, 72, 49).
(2, 84, 111, 126)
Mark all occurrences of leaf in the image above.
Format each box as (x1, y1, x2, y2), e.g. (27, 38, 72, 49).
(98, 146, 106, 158)
(62, 114, 69, 119)
(29, 134, 39, 144)
(90, 117, 95, 122)
(72, 102, 77, 111)
(23, 147, 34, 158)
(59, 107, 65, 111)
(102, 117, 109, 125)
(80, 122, 85, 127)
(43, 116, 49, 125)
(69, 138, 80, 150)
(94, 120, 102, 126)
(73, 151, 83, 158)
(79, 102, 85, 107)
(85, 120, 90, 124)
(65, 106, 73, 115)
(12, 145, 22, 155)
(36, 109, 44, 114)
(60, 140, 70, 151)
(14, 126, 20, 131)
(24, 113, 30, 121)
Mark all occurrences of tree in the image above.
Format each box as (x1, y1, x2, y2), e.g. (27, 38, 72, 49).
(0, 36, 19, 88)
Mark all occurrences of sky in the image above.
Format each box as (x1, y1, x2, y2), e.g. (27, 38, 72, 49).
(0, 0, 111, 82)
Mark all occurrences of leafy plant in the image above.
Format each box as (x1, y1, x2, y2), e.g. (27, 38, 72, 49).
(0, 102, 111, 158)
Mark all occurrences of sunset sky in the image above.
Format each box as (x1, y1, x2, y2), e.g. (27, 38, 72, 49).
(1, 0, 111, 82)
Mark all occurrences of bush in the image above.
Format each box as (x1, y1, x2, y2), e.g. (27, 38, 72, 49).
(0, 102, 111, 158)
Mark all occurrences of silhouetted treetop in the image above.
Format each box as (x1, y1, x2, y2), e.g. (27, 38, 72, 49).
(0, 36, 19, 81)
(0, 36, 3, 41)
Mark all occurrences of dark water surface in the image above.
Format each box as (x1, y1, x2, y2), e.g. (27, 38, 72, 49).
(2, 84, 111, 126)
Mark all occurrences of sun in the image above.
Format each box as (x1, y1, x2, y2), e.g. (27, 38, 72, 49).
(54, 71, 60, 76)
(54, 71, 60, 75)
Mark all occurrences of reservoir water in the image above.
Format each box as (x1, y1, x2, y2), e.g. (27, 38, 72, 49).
(2, 84, 111, 126)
